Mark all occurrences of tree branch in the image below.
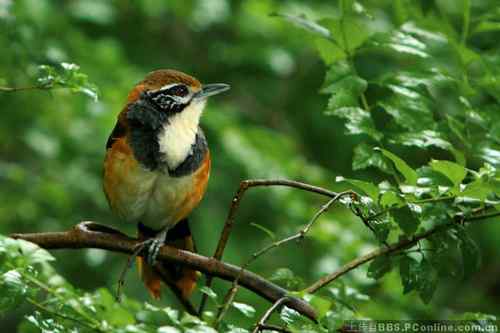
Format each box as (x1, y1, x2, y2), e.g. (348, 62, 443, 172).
(304, 209, 500, 294)
(213, 191, 354, 327)
(252, 297, 290, 333)
(9, 221, 317, 322)
(199, 179, 340, 313)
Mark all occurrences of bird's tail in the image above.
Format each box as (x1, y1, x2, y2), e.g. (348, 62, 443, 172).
(136, 219, 199, 300)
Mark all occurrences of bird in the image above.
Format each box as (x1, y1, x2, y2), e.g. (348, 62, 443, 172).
(103, 69, 229, 299)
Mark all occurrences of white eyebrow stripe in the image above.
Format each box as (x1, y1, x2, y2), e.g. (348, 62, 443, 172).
(150, 84, 193, 105)
(159, 83, 179, 91)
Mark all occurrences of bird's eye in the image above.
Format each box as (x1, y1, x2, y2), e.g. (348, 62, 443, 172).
(168, 85, 189, 97)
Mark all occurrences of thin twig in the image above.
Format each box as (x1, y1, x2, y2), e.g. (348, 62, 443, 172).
(253, 191, 355, 260)
(252, 297, 290, 333)
(0, 85, 52, 92)
(199, 179, 340, 314)
(212, 284, 240, 329)
(116, 243, 145, 301)
(10, 221, 317, 322)
(213, 191, 354, 327)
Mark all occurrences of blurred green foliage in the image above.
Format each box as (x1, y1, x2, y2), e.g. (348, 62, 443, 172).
(1, 0, 500, 332)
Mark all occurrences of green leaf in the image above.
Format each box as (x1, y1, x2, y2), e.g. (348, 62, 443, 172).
(393, 130, 452, 150)
(231, 302, 255, 318)
(280, 306, 310, 328)
(269, 268, 303, 290)
(479, 146, 500, 166)
(321, 62, 368, 113)
(399, 256, 419, 294)
(158, 327, 182, 333)
(460, 179, 494, 200)
(97, 288, 136, 326)
(380, 191, 403, 208)
(280, 306, 300, 325)
(371, 217, 392, 243)
(416, 166, 455, 188)
(454, 312, 498, 321)
(352, 143, 393, 173)
(428, 230, 461, 278)
(325, 77, 367, 109)
(367, 256, 393, 280)
(379, 96, 434, 132)
(199, 286, 217, 300)
(37, 63, 98, 101)
(322, 75, 367, 107)
(377, 148, 418, 185)
(325, 107, 382, 141)
(0, 270, 27, 311)
(13, 238, 55, 265)
(430, 160, 467, 186)
(185, 325, 218, 333)
(321, 61, 351, 93)
(319, 16, 371, 52)
(457, 230, 481, 279)
(391, 206, 420, 235)
(478, 76, 500, 103)
(315, 38, 346, 64)
(416, 259, 438, 304)
(473, 21, 500, 34)
(447, 116, 467, 144)
(249, 223, 275, 240)
(367, 29, 429, 58)
(451, 148, 467, 167)
(304, 294, 332, 319)
(376, 70, 440, 131)
(25, 311, 66, 332)
(336, 176, 379, 200)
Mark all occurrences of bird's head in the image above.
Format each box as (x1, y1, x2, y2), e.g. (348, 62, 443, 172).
(125, 69, 230, 130)
(122, 69, 229, 171)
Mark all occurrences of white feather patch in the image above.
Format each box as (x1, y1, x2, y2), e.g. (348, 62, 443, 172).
(157, 100, 206, 170)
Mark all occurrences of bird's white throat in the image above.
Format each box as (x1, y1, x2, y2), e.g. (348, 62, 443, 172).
(157, 99, 206, 170)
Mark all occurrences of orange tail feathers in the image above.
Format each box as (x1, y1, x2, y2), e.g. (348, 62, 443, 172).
(137, 220, 199, 300)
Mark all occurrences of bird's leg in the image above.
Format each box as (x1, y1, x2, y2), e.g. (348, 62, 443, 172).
(115, 226, 169, 301)
(136, 226, 169, 266)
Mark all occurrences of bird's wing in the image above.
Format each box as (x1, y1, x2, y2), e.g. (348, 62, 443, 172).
(106, 119, 127, 149)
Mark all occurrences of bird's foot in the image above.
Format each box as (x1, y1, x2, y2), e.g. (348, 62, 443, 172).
(135, 229, 168, 266)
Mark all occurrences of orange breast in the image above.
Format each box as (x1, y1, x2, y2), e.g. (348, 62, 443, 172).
(172, 150, 211, 223)
(103, 138, 211, 229)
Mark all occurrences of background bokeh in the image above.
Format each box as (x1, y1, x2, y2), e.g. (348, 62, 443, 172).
(1, 0, 499, 331)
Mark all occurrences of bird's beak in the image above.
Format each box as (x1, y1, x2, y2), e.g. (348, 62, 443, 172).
(194, 83, 230, 100)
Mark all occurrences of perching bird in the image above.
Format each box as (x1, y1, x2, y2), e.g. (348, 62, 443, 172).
(103, 69, 229, 299)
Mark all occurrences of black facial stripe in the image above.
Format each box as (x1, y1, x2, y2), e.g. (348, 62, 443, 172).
(127, 93, 168, 129)
(126, 95, 166, 170)
(145, 84, 190, 114)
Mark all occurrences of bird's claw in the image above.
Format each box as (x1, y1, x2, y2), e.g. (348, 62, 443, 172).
(147, 238, 162, 265)
(135, 238, 163, 266)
